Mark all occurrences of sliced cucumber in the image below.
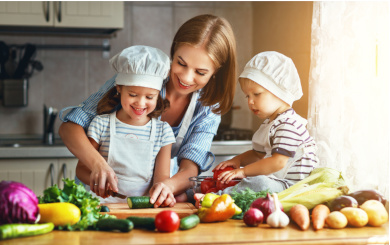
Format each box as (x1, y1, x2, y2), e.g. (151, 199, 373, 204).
(127, 196, 154, 209)
(179, 214, 200, 230)
(126, 216, 155, 230)
(96, 218, 133, 232)
(99, 205, 110, 212)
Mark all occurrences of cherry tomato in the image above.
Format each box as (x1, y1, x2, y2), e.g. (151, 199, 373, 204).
(205, 187, 218, 193)
(216, 180, 239, 191)
(213, 166, 234, 180)
(155, 210, 180, 232)
(200, 177, 216, 194)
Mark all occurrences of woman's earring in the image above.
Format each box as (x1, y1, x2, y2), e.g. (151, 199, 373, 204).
(213, 75, 216, 79)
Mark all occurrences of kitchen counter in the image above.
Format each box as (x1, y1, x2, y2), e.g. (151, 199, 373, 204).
(2, 221, 388, 245)
(0, 134, 252, 158)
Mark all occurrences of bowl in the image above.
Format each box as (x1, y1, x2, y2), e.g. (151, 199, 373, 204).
(189, 176, 241, 194)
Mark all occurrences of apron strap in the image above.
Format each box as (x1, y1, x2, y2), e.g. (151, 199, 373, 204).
(171, 91, 198, 157)
(109, 111, 117, 136)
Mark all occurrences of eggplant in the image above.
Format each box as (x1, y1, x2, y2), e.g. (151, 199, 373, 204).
(330, 195, 358, 211)
(347, 189, 387, 206)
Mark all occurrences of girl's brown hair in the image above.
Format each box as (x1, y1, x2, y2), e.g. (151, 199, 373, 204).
(97, 86, 169, 118)
(170, 14, 237, 115)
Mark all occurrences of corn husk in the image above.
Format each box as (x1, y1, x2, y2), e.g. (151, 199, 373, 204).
(278, 168, 349, 212)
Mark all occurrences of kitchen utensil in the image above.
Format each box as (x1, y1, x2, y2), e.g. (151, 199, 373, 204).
(13, 44, 36, 79)
(2, 79, 28, 107)
(107, 190, 127, 199)
(101, 203, 198, 219)
(43, 105, 58, 145)
(4, 48, 18, 79)
(0, 41, 9, 79)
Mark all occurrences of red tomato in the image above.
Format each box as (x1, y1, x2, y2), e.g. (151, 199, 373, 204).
(155, 210, 180, 232)
(216, 180, 239, 191)
(200, 177, 216, 194)
(213, 166, 234, 180)
(205, 187, 218, 193)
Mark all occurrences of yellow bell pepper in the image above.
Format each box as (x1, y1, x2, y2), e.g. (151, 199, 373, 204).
(197, 194, 236, 222)
(201, 193, 242, 216)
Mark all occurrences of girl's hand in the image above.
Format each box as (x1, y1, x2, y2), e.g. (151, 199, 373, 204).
(214, 159, 240, 171)
(218, 168, 246, 183)
(149, 182, 176, 208)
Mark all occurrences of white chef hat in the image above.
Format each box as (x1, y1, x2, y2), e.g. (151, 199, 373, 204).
(109, 45, 170, 91)
(239, 51, 303, 106)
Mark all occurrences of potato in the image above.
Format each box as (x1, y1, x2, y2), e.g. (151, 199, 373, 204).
(360, 200, 389, 227)
(325, 211, 348, 229)
(340, 207, 368, 227)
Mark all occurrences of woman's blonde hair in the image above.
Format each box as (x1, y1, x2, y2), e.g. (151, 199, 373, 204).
(97, 86, 169, 118)
(170, 14, 237, 115)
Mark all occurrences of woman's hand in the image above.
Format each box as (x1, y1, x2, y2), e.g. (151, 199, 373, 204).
(217, 168, 246, 183)
(149, 182, 176, 208)
(89, 164, 118, 198)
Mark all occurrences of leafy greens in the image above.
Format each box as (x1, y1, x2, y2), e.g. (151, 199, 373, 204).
(230, 188, 269, 219)
(38, 178, 112, 231)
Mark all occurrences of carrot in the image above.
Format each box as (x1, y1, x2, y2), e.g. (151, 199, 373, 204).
(312, 204, 330, 231)
(289, 204, 310, 230)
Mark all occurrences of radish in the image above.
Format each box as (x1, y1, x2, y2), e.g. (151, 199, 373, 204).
(243, 208, 264, 227)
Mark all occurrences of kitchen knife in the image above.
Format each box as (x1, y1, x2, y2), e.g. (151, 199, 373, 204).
(107, 190, 127, 199)
(13, 44, 36, 79)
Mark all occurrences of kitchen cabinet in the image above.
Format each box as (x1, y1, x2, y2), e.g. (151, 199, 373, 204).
(0, 158, 77, 195)
(0, 1, 123, 29)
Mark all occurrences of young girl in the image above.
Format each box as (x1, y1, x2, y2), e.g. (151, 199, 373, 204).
(76, 46, 176, 204)
(213, 51, 318, 195)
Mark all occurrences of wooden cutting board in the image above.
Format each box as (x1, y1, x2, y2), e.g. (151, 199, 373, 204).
(102, 202, 198, 219)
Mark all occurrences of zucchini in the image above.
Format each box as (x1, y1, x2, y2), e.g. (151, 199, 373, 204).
(127, 196, 154, 209)
(0, 223, 54, 240)
(99, 205, 110, 212)
(179, 214, 200, 230)
(96, 218, 133, 232)
(126, 216, 155, 230)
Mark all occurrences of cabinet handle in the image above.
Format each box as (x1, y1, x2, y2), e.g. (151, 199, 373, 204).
(57, 2, 62, 23)
(62, 163, 67, 179)
(45, 2, 50, 22)
(49, 163, 54, 186)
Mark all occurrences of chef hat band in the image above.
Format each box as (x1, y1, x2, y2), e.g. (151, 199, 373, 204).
(239, 51, 303, 106)
(109, 45, 170, 91)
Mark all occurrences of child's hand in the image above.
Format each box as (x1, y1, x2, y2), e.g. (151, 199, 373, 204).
(214, 159, 240, 171)
(218, 168, 246, 183)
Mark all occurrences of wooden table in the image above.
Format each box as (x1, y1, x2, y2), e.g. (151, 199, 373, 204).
(2, 221, 388, 245)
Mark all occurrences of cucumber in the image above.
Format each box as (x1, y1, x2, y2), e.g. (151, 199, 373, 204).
(96, 218, 133, 232)
(0, 223, 54, 240)
(126, 216, 155, 230)
(127, 196, 154, 209)
(99, 205, 110, 212)
(179, 214, 200, 230)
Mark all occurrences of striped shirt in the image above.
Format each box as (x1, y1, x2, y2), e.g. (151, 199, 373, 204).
(59, 74, 220, 173)
(88, 114, 176, 161)
(256, 109, 317, 183)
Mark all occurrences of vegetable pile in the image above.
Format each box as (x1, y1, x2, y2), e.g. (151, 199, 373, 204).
(38, 178, 112, 231)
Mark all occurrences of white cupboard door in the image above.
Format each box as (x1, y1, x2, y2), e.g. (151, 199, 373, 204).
(0, 1, 52, 26)
(0, 159, 58, 196)
(57, 158, 78, 189)
(53, 1, 124, 28)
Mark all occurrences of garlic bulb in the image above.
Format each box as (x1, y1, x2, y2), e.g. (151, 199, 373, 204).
(266, 193, 290, 228)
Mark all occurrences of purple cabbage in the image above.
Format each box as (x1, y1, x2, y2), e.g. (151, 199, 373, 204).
(0, 181, 39, 224)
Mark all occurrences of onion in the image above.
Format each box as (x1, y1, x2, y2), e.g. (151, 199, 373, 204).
(0, 181, 39, 224)
(243, 208, 264, 227)
(250, 193, 284, 223)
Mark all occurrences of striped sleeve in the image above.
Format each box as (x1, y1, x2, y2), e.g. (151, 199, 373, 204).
(87, 115, 109, 145)
(161, 121, 176, 147)
(177, 106, 220, 172)
(270, 119, 306, 157)
(60, 75, 117, 130)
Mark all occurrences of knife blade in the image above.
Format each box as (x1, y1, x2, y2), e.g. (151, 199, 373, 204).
(107, 190, 127, 199)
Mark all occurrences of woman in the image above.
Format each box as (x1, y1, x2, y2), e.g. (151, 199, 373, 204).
(59, 14, 237, 207)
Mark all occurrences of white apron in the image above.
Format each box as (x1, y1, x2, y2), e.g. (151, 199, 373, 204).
(252, 114, 301, 180)
(169, 92, 198, 176)
(97, 112, 156, 203)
